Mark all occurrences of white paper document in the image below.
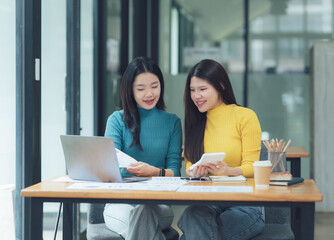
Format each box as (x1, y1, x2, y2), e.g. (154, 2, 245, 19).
(115, 148, 138, 168)
(209, 175, 247, 183)
(151, 177, 188, 183)
(66, 177, 187, 191)
(176, 185, 253, 193)
(52, 176, 91, 183)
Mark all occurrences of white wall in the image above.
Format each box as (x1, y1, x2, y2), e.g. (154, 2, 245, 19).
(312, 41, 334, 211)
(0, 0, 16, 185)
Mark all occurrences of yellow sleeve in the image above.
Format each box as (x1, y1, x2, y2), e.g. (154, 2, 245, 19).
(235, 109, 261, 177)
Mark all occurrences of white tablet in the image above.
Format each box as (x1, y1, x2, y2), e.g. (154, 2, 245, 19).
(189, 152, 226, 171)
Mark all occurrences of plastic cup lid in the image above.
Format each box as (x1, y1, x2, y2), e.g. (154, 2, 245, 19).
(253, 160, 272, 167)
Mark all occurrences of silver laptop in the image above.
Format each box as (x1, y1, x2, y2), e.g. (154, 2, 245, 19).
(60, 135, 148, 183)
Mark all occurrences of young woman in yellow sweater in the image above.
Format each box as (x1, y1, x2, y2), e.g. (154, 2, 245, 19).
(177, 59, 265, 240)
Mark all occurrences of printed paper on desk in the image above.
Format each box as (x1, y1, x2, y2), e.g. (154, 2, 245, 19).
(66, 180, 186, 191)
(151, 177, 188, 184)
(53, 176, 91, 183)
(116, 148, 138, 168)
(209, 175, 246, 183)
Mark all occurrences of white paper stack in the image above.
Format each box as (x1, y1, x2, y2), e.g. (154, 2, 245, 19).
(209, 175, 246, 183)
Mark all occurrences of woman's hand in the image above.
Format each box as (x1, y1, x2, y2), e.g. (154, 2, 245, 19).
(186, 165, 208, 178)
(205, 161, 229, 175)
(206, 161, 242, 176)
(125, 162, 159, 177)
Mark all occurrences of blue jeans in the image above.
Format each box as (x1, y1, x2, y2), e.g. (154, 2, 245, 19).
(177, 206, 265, 240)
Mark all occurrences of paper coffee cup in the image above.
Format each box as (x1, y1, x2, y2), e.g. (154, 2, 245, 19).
(253, 160, 272, 190)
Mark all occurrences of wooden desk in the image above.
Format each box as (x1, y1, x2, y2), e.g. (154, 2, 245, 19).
(286, 146, 309, 177)
(21, 177, 322, 240)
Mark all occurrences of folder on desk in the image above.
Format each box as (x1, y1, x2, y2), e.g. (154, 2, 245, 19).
(270, 177, 304, 186)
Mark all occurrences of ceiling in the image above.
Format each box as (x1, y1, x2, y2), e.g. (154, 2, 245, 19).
(175, 0, 272, 41)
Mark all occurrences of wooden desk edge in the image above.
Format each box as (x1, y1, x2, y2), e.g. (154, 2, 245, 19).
(286, 146, 309, 158)
(21, 178, 323, 203)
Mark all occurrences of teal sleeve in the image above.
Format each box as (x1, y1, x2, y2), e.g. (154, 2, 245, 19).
(104, 111, 123, 150)
(104, 112, 128, 177)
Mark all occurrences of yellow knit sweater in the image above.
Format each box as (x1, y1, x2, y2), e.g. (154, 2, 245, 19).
(185, 103, 261, 177)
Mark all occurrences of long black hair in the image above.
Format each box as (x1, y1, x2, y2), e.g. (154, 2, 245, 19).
(184, 59, 238, 163)
(121, 56, 166, 150)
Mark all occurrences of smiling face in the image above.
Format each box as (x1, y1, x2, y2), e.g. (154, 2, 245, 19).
(190, 76, 223, 113)
(133, 72, 161, 110)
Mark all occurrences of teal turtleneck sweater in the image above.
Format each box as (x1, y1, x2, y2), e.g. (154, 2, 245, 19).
(105, 107, 182, 177)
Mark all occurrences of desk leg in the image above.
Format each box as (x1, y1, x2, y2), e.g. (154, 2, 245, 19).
(63, 202, 73, 240)
(288, 157, 301, 177)
(292, 203, 315, 240)
(29, 198, 43, 240)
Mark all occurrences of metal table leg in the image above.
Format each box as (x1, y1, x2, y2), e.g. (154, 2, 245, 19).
(291, 202, 315, 240)
(63, 202, 73, 240)
(29, 198, 43, 240)
(287, 157, 301, 177)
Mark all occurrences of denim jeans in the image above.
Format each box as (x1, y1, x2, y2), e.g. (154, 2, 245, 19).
(177, 205, 265, 240)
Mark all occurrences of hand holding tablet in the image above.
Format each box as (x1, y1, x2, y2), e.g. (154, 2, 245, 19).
(189, 152, 226, 171)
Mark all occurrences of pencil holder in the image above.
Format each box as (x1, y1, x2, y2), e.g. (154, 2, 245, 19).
(268, 151, 287, 173)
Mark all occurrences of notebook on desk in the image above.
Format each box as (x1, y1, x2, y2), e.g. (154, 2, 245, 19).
(60, 135, 148, 183)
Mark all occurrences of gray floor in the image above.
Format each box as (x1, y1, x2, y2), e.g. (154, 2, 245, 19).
(314, 212, 334, 240)
(43, 209, 334, 240)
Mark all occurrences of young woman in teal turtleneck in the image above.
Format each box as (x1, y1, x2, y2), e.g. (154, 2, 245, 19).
(103, 57, 182, 240)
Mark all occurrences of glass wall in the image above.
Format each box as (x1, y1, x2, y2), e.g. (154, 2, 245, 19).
(81, 0, 94, 137)
(41, 1, 67, 238)
(41, 0, 95, 238)
(105, 0, 122, 114)
(41, 0, 67, 182)
(0, 0, 16, 186)
(248, 0, 333, 178)
(80, 0, 94, 236)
